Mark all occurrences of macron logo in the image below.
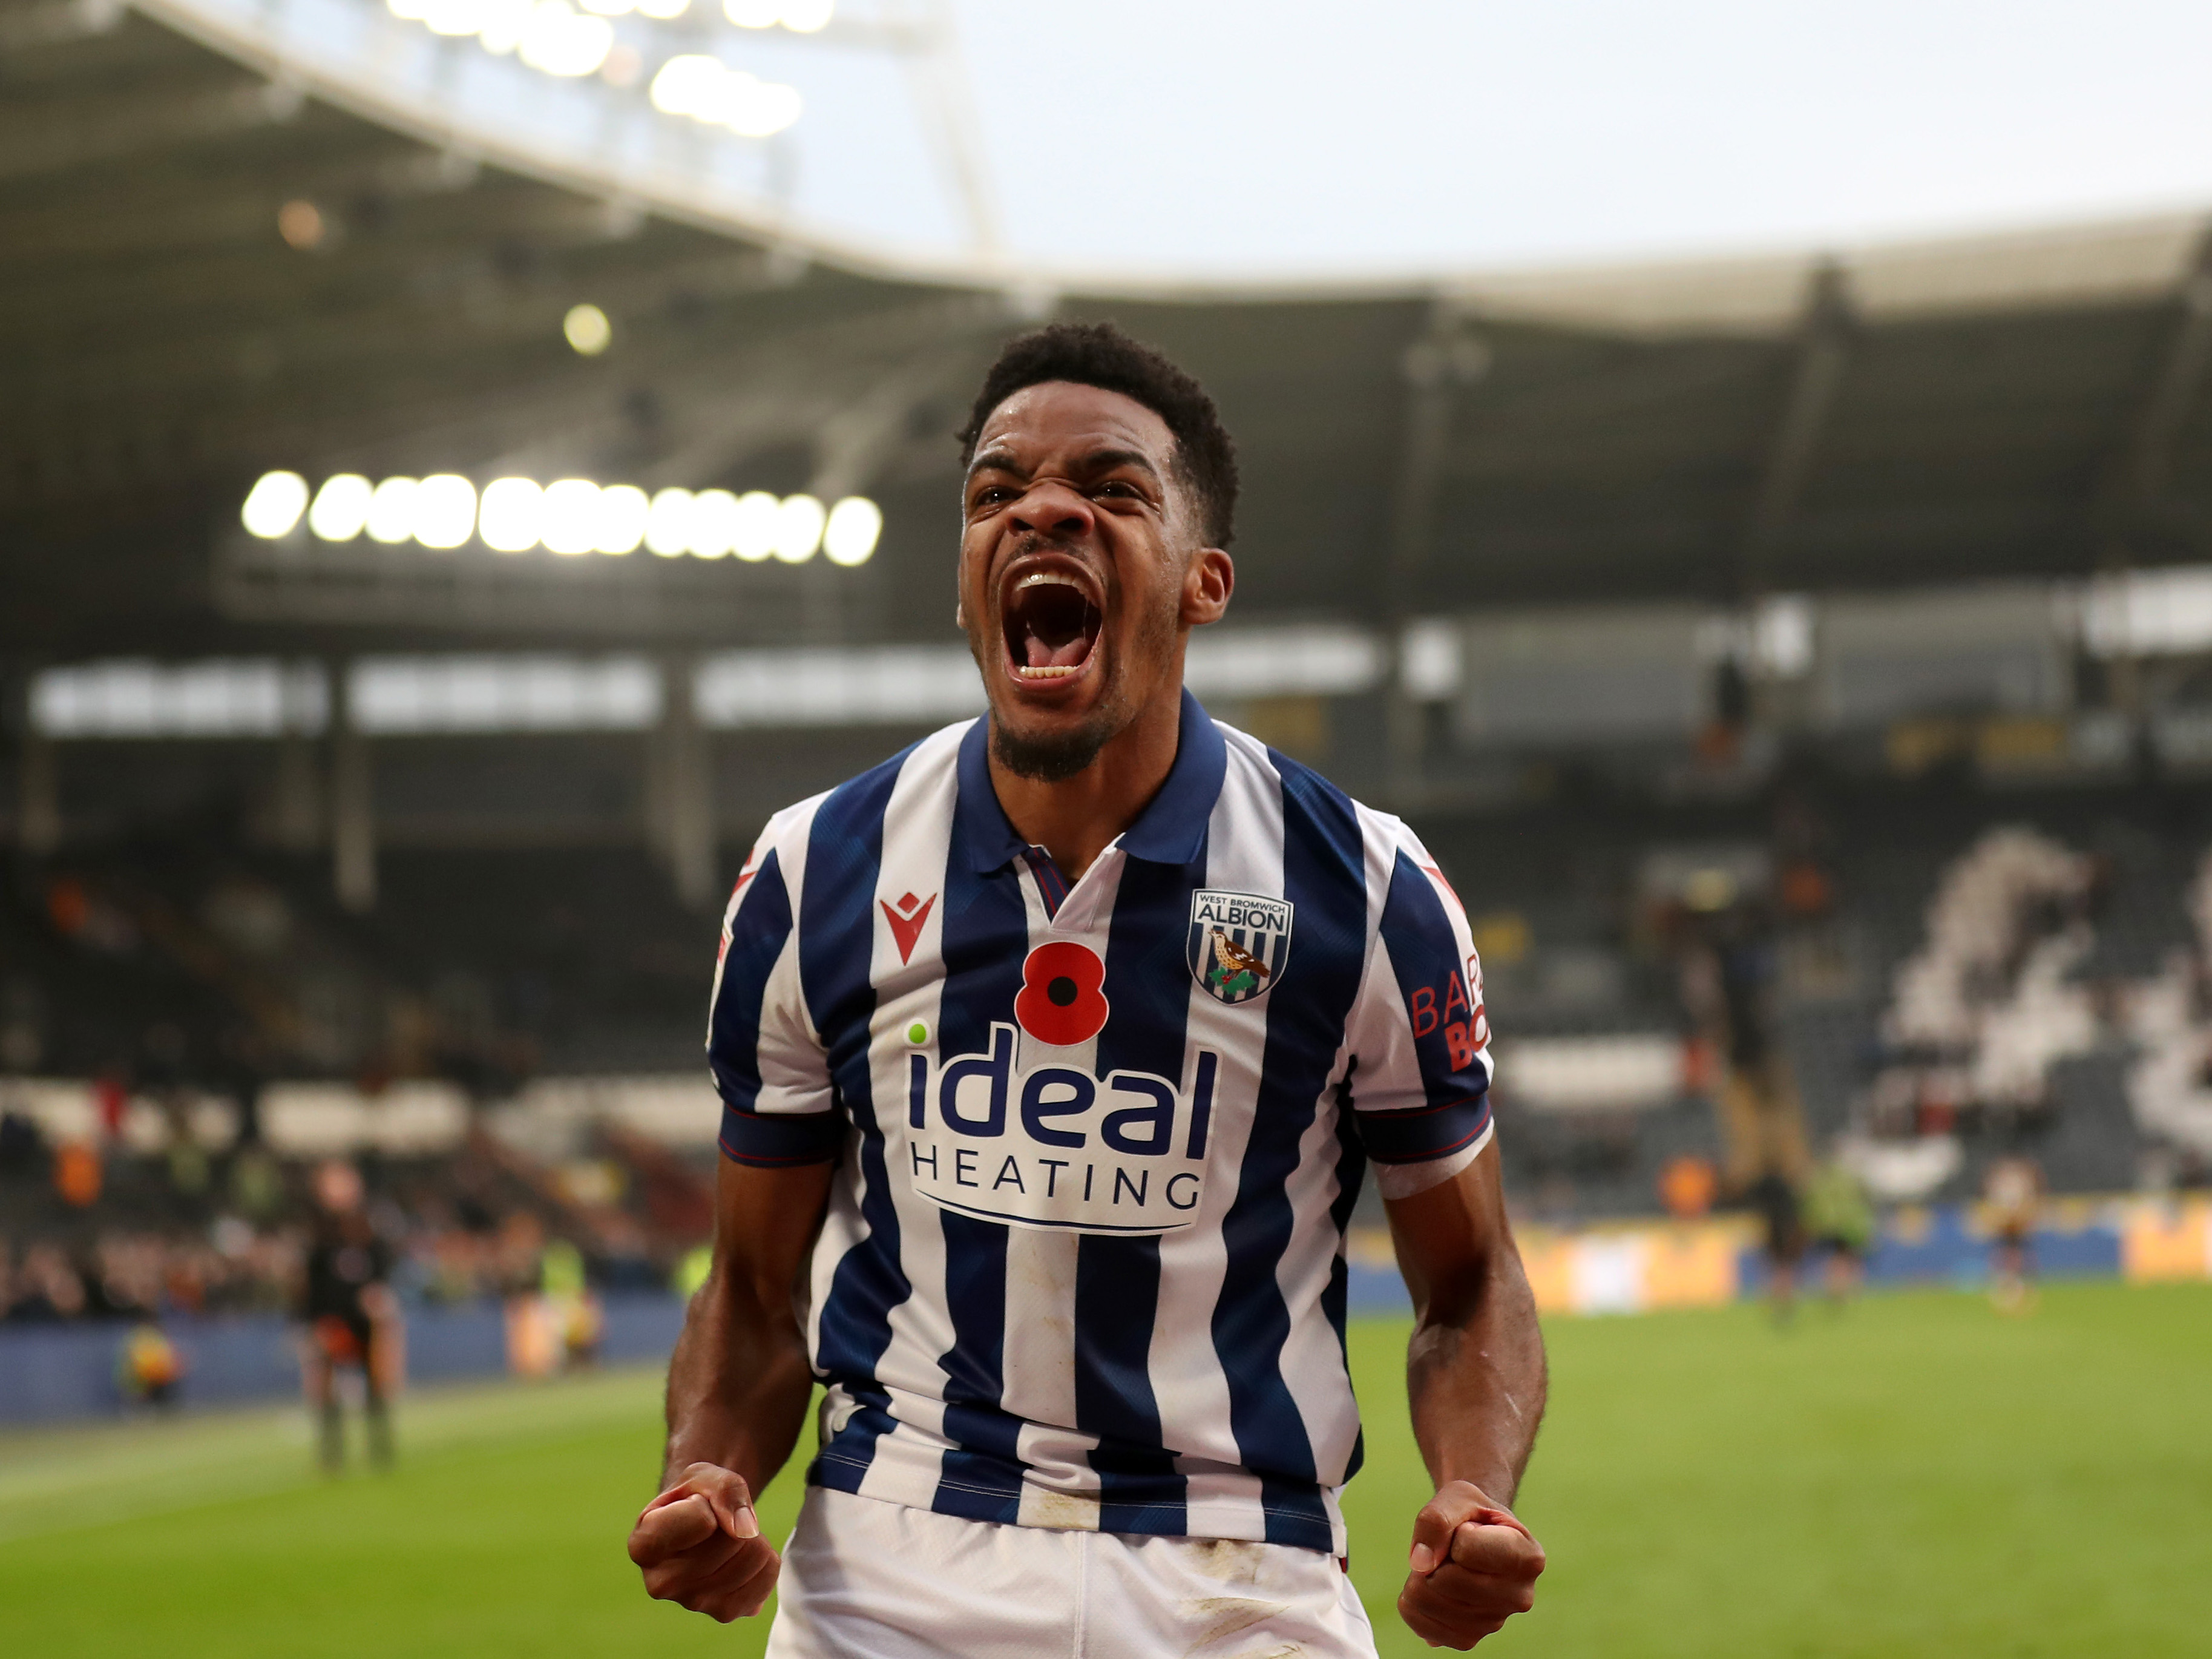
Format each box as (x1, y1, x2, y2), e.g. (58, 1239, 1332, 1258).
(881, 891, 937, 964)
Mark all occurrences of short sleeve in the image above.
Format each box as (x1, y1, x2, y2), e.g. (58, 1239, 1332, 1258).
(706, 830, 842, 1167)
(1344, 824, 1495, 1168)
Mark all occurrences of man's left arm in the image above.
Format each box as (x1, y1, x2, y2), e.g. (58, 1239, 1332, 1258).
(1349, 822, 1548, 1646)
(1384, 1140, 1548, 1649)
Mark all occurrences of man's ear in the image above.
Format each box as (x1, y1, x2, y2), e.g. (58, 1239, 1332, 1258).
(955, 598, 965, 629)
(1181, 547, 1234, 628)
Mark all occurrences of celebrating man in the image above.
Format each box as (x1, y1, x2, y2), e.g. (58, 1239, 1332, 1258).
(628, 322, 1547, 1654)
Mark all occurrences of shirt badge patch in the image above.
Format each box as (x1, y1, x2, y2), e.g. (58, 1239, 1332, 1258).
(1186, 889, 1293, 1005)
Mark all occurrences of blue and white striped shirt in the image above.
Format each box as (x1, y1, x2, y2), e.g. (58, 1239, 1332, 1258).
(708, 690, 1495, 1555)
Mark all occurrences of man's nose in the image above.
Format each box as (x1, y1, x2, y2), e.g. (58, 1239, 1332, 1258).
(1009, 479, 1094, 540)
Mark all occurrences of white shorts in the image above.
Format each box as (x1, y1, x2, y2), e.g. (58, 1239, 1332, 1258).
(764, 1487, 1380, 1659)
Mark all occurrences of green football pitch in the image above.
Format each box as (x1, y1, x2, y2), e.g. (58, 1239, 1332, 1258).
(4, 1281, 2207, 1657)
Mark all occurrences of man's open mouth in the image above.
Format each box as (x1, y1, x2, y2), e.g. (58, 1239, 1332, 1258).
(1000, 567, 1103, 683)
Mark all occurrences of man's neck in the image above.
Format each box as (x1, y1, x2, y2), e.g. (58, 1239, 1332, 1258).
(987, 687, 1184, 882)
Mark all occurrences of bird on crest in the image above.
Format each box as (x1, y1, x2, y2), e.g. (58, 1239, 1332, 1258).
(1208, 928, 1271, 997)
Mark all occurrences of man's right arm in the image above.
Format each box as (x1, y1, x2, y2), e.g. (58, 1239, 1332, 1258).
(627, 1155, 832, 1623)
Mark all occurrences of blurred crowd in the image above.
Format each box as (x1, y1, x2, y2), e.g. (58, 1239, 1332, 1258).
(0, 1103, 708, 1330)
(0, 1208, 648, 1328)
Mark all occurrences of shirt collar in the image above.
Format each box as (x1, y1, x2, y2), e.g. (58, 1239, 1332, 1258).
(956, 687, 1227, 873)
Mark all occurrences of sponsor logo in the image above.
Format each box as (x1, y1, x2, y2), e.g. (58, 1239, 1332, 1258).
(880, 890, 937, 965)
(902, 1023, 1216, 1234)
(1186, 889, 1292, 1005)
(1408, 964, 1485, 1071)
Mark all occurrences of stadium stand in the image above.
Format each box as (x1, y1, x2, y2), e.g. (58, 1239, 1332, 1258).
(6, 0, 2212, 1419)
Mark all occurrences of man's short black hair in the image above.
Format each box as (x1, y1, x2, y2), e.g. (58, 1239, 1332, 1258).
(958, 321, 1239, 548)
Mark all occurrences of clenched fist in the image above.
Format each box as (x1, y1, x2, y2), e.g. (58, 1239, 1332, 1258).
(628, 1462, 781, 1623)
(1397, 1480, 1546, 1649)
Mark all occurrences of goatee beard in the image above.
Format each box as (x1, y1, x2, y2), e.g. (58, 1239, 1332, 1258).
(991, 716, 1113, 783)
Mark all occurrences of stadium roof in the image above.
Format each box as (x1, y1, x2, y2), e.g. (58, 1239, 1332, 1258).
(7, 0, 2212, 661)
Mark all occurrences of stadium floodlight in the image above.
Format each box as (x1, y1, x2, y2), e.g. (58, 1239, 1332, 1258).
(243, 471, 884, 565)
(425, 0, 491, 35)
(723, 0, 779, 24)
(689, 489, 741, 558)
(366, 478, 418, 545)
(540, 479, 603, 554)
(649, 54, 718, 117)
(579, 0, 633, 13)
(479, 477, 546, 552)
(649, 53, 801, 137)
(518, 0, 613, 77)
(308, 474, 374, 542)
(732, 490, 780, 561)
(476, 0, 520, 47)
(476, 0, 533, 50)
(773, 493, 826, 563)
(594, 484, 650, 554)
(779, 0, 832, 31)
(412, 475, 480, 550)
(645, 487, 694, 556)
(386, 0, 432, 18)
(823, 496, 882, 567)
(563, 303, 612, 356)
(722, 74, 802, 138)
(241, 471, 309, 539)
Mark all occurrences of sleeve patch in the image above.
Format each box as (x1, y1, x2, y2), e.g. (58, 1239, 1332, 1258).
(1377, 850, 1491, 1104)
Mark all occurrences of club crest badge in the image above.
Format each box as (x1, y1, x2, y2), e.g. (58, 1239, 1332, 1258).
(1187, 889, 1293, 1005)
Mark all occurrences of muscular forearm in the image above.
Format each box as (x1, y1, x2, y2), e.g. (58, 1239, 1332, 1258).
(1388, 1149, 1551, 1650)
(661, 1267, 816, 1494)
(1405, 1260, 1546, 1504)
(1388, 1152, 1547, 1506)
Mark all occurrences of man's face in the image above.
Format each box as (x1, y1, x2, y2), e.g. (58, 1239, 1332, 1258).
(958, 381, 1223, 780)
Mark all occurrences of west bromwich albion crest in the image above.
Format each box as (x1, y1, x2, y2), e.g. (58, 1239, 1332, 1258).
(1187, 889, 1293, 1005)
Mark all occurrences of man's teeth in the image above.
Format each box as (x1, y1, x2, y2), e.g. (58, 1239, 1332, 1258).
(1016, 572, 1082, 593)
(1015, 665, 1078, 680)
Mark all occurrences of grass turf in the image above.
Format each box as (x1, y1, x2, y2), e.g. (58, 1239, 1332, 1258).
(2, 1280, 2205, 1656)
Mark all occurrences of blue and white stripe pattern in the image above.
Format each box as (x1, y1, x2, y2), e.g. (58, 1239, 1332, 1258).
(707, 690, 1495, 1556)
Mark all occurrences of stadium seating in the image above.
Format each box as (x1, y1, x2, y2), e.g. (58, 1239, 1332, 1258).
(9, 748, 2212, 1355)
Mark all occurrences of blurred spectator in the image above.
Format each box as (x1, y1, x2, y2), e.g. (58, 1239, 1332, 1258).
(1802, 1157, 1874, 1304)
(1670, 880, 1814, 1201)
(300, 1161, 399, 1473)
(1984, 1154, 2044, 1314)
(117, 1323, 185, 1409)
(8, 1245, 87, 1321)
(229, 1145, 285, 1221)
(163, 1096, 210, 1200)
(54, 1140, 102, 1207)
(1658, 1155, 1718, 1221)
(539, 1236, 605, 1370)
(1748, 1171, 1805, 1326)
(496, 1210, 548, 1296)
